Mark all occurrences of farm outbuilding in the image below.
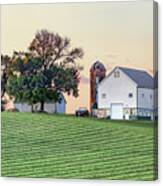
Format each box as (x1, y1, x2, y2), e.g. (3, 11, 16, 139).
(14, 94, 66, 114)
(94, 66, 157, 120)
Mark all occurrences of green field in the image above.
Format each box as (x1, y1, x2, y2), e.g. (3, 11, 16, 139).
(1, 112, 157, 180)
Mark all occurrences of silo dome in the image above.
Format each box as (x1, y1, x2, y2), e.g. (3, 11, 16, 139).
(90, 61, 106, 71)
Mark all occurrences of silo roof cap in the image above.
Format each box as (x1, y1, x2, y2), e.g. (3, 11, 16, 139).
(90, 61, 106, 71)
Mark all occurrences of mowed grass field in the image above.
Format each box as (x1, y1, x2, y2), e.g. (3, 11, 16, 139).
(1, 112, 157, 180)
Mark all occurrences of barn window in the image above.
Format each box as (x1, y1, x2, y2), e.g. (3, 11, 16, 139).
(128, 93, 133, 98)
(101, 93, 106, 99)
(114, 71, 120, 78)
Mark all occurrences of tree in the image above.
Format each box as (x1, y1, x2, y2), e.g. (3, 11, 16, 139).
(29, 29, 83, 70)
(7, 30, 84, 112)
(7, 53, 45, 112)
(1, 55, 12, 98)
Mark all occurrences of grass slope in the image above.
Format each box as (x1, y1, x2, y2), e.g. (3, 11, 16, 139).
(1, 112, 157, 180)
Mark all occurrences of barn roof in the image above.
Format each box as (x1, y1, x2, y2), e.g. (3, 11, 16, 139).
(119, 67, 154, 89)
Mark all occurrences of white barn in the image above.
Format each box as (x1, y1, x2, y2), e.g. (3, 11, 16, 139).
(97, 66, 156, 120)
(14, 94, 66, 114)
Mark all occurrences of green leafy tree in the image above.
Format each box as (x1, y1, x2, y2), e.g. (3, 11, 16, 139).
(7, 30, 84, 112)
(1, 55, 12, 98)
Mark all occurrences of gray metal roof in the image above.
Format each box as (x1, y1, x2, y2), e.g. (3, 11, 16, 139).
(119, 67, 154, 88)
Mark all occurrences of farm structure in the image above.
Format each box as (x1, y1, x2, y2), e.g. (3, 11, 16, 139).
(91, 65, 157, 120)
(14, 94, 66, 113)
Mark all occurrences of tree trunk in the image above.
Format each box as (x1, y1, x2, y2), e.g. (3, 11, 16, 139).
(40, 101, 44, 112)
(54, 103, 57, 113)
(31, 104, 34, 113)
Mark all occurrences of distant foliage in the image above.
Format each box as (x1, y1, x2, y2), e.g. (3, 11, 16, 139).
(1, 55, 12, 98)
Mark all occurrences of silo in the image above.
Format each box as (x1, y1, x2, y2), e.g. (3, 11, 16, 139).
(90, 61, 106, 114)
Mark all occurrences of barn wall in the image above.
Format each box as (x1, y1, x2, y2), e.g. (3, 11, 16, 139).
(14, 99, 66, 114)
(154, 88, 158, 111)
(137, 88, 155, 119)
(56, 100, 66, 113)
(14, 103, 32, 112)
(44, 103, 55, 113)
(98, 68, 137, 109)
(137, 88, 154, 110)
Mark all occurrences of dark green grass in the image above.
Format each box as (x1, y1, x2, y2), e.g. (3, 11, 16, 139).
(1, 112, 158, 180)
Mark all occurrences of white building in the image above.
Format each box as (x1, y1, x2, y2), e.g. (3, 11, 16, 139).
(97, 66, 156, 120)
(14, 94, 66, 114)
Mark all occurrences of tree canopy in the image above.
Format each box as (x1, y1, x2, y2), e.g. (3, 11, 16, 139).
(1, 55, 12, 98)
(4, 29, 84, 112)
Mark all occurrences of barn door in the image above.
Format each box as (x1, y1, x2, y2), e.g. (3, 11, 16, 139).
(111, 103, 123, 120)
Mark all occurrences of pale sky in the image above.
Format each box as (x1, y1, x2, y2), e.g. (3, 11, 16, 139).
(1, 1, 154, 113)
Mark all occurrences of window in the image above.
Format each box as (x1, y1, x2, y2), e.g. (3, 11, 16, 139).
(130, 108, 134, 115)
(128, 93, 133, 98)
(114, 71, 120, 78)
(150, 94, 152, 99)
(142, 93, 145, 98)
(101, 93, 106, 99)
